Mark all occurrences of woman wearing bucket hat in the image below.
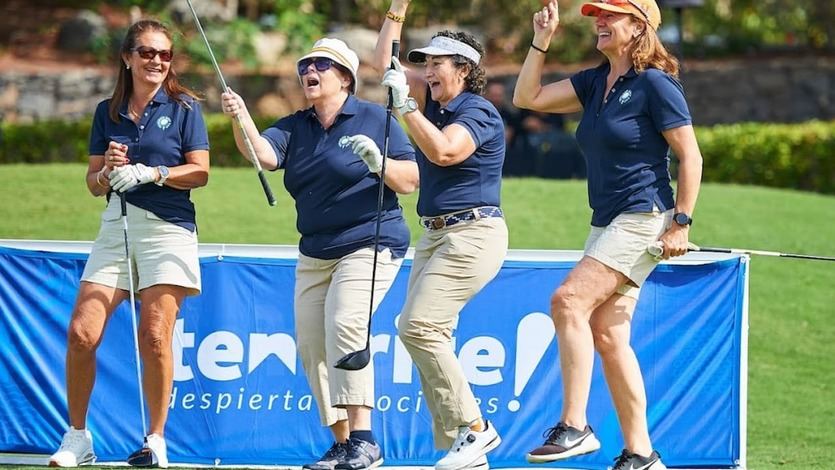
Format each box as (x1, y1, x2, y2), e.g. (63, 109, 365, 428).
(373, 1, 508, 469)
(221, 37, 418, 470)
(513, 1, 703, 469)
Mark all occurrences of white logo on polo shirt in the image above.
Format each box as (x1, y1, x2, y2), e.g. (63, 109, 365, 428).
(157, 116, 172, 130)
(618, 89, 632, 104)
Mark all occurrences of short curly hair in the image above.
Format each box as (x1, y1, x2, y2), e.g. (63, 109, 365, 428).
(432, 30, 486, 95)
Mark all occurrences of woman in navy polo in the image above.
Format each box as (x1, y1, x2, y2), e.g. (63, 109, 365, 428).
(49, 20, 210, 469)
(373, 1, 508, 468)
(221, 38, 418, 470)
(514, 1, 703, 469)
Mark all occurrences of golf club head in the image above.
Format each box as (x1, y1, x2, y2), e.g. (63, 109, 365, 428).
(334, 348, 370, 371)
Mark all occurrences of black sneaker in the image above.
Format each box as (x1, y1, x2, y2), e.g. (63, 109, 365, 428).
(334, 437, 383, 470)
(303, 442, 349, 470)
(610, 449, 667, 470)
(525, 422, 601, 463)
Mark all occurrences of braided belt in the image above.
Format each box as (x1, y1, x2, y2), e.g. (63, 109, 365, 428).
(420, 206, 503, 231)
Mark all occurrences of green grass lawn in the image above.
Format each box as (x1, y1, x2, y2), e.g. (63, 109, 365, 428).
(1, 164, 834, 469)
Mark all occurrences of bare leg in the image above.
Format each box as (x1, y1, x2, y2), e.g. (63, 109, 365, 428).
(590, 294, 653, 456)
(551, 257, 627, 429)
(346, 406, 371, 432)
(330, 419, 350, 443)
(138, 284, 185, 436)
(66, 282, 127, 429)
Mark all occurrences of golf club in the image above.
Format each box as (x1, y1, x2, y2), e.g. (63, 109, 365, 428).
(119, 193, 147, 438)
(184, 0, 276, 207)
(648, 241, 835, 262)
(334, 40, 400, 371)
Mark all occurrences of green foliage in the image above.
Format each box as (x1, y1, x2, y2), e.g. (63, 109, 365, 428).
(0, 120, 90, 164)
(273, 0, 325, 54)
(184, 19, 261, 70)
(679, 0, 833, 54)
(694, 120, 835, 194)
(3, 118, 834, 195)
(202, 113, 279, 167)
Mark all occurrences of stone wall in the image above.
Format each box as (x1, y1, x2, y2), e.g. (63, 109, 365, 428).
(1, 56, 833, 125)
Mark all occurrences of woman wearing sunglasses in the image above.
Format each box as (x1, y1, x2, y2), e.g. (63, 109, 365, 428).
(373, 1, 508, 469)
(513, 1, 703, 469)
(49, 20, 210, 468)
(221, 37, 418, 470)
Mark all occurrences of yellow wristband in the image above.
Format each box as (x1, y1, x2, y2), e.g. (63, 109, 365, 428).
(386, 10, 405, 23)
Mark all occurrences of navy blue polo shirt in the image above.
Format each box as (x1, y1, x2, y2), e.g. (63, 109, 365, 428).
(262, 95, 415, 260)
(571, 63, 692, 227)
(89, 89, 209, 232)
(418, 91, 505, 217)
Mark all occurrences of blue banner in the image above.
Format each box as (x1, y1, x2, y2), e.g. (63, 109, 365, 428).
(0, 245, 746, 469)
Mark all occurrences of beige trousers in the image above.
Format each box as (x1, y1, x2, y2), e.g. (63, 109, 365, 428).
(295, 247, 403, 426)
(397, 217, 508, 448)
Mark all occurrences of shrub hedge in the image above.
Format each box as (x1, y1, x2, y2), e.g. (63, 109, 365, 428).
(1, 117, 833, 194)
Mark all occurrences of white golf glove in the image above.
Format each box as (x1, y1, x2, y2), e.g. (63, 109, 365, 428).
(339, 135, 383, 173)
(381, 57, 410, 112)
(109, 163, 157, 192)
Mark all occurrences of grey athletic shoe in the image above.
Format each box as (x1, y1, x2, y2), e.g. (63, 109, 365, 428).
(525, 422, 601, 463)
(335, 438, 383, 470)
(304, 442, 349, 470)
(610, 449, 667, 470)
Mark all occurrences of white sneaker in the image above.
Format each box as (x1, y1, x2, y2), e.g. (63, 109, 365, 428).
(127, 433, 168, 468)
(468, 456, 489, 470)
(435, 420, 501, 470)
(49, 427, 96, 467)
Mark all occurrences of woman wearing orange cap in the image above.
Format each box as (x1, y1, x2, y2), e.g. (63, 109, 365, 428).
(514, 1, 703, 469)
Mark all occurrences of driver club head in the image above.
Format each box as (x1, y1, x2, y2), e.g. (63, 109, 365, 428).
(334, 348, 370, 371)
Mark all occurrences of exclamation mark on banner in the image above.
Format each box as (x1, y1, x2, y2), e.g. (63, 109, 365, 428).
(508, 312, 555, 412)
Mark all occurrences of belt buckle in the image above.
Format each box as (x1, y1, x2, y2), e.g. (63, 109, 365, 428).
(430, 217, 446, 230)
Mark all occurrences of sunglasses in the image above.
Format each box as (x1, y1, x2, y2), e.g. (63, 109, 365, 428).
(297, 58, 336, 76)
(131, 46, 173, 62)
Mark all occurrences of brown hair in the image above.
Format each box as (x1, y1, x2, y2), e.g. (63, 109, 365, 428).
(630, 18, 680, 77)
(108, 20, 199, 123)
(432, 30, 487, 95)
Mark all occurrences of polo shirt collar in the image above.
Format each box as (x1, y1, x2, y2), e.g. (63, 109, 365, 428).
(305, 94, 358, 121)
(118, 87, 170, 116)
(442, 91, 471, 113)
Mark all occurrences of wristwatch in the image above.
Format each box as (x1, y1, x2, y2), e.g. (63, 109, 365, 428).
(398, 97, 418, 115)
(155, 165, 170, 186)
(673, 212, 692, 226)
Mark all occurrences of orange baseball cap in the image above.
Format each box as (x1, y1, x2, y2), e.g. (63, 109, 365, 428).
(581, 0, 662, 30)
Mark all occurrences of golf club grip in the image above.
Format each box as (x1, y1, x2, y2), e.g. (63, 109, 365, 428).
(387, 40, 400, 109)
(234, 109, 277, 206)
(119, 191, 127, 216)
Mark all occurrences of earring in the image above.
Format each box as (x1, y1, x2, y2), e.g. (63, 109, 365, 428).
(126, 64, 130, 69)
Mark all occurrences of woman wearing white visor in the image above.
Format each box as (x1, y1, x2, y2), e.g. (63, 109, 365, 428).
(374, 1, 508, 470)
(222, 37, 418, 470)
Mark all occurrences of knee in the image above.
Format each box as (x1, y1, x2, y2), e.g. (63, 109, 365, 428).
(139, 315, 172, 359)
(590, 324, 623, 358)
(397, 317, 440, 350)
(550, 286, 584, 330)
(67, 320, 100, 353)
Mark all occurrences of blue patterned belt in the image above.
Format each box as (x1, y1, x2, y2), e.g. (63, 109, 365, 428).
(420, 206, 504, 230)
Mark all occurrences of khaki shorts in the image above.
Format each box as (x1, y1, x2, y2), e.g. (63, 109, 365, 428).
(81, 196, 201, 296)
(295, 247, 403, 425)
(584, 209, 673, 299)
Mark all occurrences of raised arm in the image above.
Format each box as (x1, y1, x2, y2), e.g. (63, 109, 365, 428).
(221, 88, 280, 170)
(513, 0, 582, 114)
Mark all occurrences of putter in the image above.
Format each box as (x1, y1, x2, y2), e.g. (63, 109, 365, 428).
(118, 193, 148, 443)
(648, 241, 835, 262)
(184, 0, 276, 207)
(334, 40, 401, 371)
